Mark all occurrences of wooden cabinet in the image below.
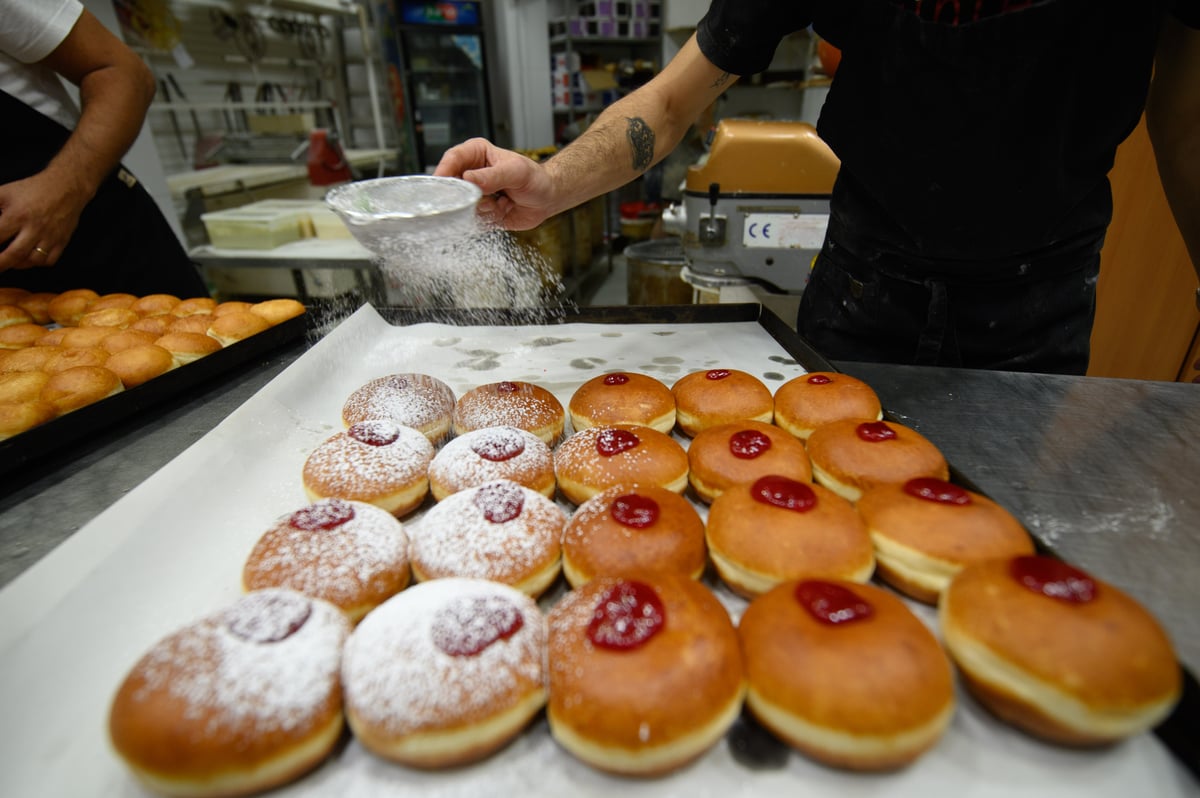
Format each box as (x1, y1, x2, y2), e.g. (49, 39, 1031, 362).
(1088, 114, 1200, 382)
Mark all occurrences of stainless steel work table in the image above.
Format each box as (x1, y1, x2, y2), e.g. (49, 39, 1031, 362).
(1, 306, 1197, 779)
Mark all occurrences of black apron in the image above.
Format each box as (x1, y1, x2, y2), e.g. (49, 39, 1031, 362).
(0, 88, 209, 297)
(798, 0, 1166, 374)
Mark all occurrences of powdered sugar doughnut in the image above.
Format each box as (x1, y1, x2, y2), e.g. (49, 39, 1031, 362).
(342, 373, 456, 443)
(302, 420, 434, 517)
(409, 480, 565, 597)
(553, 423, 689, 506)
(428, 425, 555, 500)
(243, 499, 411, 623)
(452, 380, 565, 445)
(109, 589, 349, 797)
(342, 577, 547, 768)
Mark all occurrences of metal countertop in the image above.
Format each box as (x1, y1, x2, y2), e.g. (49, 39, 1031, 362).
(1, 337, 1196, 678)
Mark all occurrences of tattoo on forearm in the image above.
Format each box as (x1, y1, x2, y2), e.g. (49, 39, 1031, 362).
(626, 117, 654, 172)
(711, 72, 733, 89)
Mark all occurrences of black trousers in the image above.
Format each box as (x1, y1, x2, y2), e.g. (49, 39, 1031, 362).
(797, 235, 1100, 376)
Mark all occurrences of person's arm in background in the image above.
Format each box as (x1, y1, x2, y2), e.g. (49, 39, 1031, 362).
(435, 34, 734, 231)
(1145, 15, 1200, 288)
(0, 8, 157, 271)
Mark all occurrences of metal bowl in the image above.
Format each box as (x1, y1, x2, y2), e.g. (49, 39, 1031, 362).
(324, 175, 483, 257)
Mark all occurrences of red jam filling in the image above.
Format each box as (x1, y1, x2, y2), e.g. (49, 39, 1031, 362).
(611, 493, 659, 528)
(1010, 555, 1097, 604)
(904, 477, 971, 506)
(348, 420, 401, 447)
(496, 381, 520, 393)
(806, 374, 832, 385)
(603, 373, 630, 386)
(289, 499, 355, 531)
(226, 591, 312, 643)
(795, 580, 874, 626)
(474, 481, 525, 523)
(586, 580, 665, 650)
(706, 369, 731, 380)
(752, 475, 816, 512)
(730, 429, 772, 459)
(596, 427, 640, 456)
(471, 428, 526, 462)
(432, 594, 525, 656)
(856, 420, 897, 442)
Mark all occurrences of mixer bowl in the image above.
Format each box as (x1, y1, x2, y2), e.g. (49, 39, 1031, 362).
(324, 175, 483, 257)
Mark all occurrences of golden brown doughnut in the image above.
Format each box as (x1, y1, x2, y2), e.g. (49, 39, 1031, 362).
(88, 292, 138, 312)
(687, 419, 812, 504)
(78, 307, 138, 329)
(0, 322, 49, 349)
(342, 577, 547, 768)
(739, 579, 955, 770)
(773, 371, 883, 440)
(857, 477, 1034, 604)
(452, 380, 565, 445)
(706, 475, 875, 599)
(301, 420, 435, 517)
(171, 296, 217, 317)
(409, 480, 565, 597)
(243, 498, 412, 623)
(105, 344, 177, 388)
(428, 425, 555, 501)
(154, 331, 223, 365)
(249, 298, 306, 325)
(342, 373, 456, 444)
(40, 365, 122, 413)
(0, 304, 34, 328)
(940, 555, 1182, 746)
(0, 399, 57, 440)
(561, 484, 706, 588)
(44, 346, 109, 374)
(47, 288, 98, 326)
(806, 419, 949, 503)
(207, 310, 270, 346)
(0, 370, 50, 403)
(0, 287, 30, 306)
(100, 329, 157, 354)
(130, 315, 172, 337)
(129, 293, 180, 317)
(108, 589, 349, 798)
(547, 574, 745, 776)
(0, 345, 61, 373)
(15, 291, 55, 324)
(553, 423, 689, 506)
(568, 371, 676, 434)
(671, 368, 774, 437)
(58, 326, 113, 349)
(213, 300, 254, 317)
(167, 313, 215, 336)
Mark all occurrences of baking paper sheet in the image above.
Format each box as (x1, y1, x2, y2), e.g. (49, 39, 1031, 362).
(0, 305, 1192, 797)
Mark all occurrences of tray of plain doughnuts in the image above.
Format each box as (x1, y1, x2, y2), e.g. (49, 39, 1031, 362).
(0, 301, 1196, 798)
(0, 287, 309, 481)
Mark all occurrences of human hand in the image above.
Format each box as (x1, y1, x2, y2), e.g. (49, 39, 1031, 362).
(434, 138, 557, 231)
(0, 171, 88, 272)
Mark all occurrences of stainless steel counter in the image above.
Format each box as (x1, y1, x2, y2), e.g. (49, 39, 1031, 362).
(2, 328, 1197, 677)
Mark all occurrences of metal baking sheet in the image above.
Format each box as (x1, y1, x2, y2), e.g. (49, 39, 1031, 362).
(0, 313, 307, 483)
(0, 303, 1193, 797)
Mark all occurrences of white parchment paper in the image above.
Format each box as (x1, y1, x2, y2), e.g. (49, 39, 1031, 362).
(0, 305, 1192, 797)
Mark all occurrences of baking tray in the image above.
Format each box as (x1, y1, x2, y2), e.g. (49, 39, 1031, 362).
(0, 303, 1194, 797)
(0, 312, 307, 483)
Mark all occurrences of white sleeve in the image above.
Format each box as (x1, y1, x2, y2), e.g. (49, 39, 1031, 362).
(0, 0, 84, 63)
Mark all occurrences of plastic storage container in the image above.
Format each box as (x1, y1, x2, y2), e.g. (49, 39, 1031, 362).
(201, 206, 309, 250)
